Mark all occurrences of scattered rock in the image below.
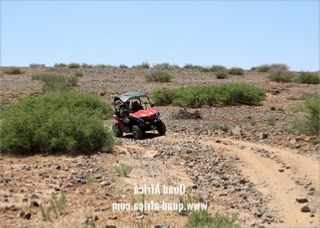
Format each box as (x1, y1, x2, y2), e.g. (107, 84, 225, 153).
(301, 205, 311, 213)
(296, 198, 308, 203)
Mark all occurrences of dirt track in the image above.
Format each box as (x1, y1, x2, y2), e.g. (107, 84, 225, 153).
(0, 67, 319, 227)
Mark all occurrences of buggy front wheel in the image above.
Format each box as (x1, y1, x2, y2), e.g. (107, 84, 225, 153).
(132, 125, 143, 139)
(112, 123, 123, 137)
(156, 121, 166, 135)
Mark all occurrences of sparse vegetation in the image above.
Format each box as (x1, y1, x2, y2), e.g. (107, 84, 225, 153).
(212, 123, 230, 132)
(210, 65, 227, 72)
(32, 73, 78, 92)
(151, 87, 177, 105)
(1, 91, 114, 155)
(132, 62, 150, 69)
(227, 67, 244, 75)
(114, 163, 133, 177)
(215, 70, 228, 79)
(119, 64, 129, 68)
(267, 118, 276, 126)
(74, 71, 84, 77)
(268, 64, 293, 82)
(3, 67, 24, 75)
(81, 63, 94, 68)
(185, 210, 241, 228)
(29, 63, 45, 68)
(294, 72, 320, 84)
(54, 63, 67, 68)
(68, 63, 80, 68)
(145, 70, 174, 83)
(286, 93, 320, 135)
(153, 62, 180, 69)
(177, 195, 200, 216)
(40, 191, 67, 220)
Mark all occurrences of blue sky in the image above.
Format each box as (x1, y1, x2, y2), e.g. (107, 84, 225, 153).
(1, 1, 319, 71)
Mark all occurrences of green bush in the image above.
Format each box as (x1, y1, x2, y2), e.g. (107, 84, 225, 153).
(74, 71, 84, 77)
(227, 67, 244, 75)
(119, 64, 129, 68)
(68, 63, 80, 68)
(32, 73, 78, 92)
(215, 70, 228, 79)
(185, 210, 240, 228)
(183, 64, 205, 71)
(268, 65, 293, 82)
(81, 63, 94, 68)
(256, 64, 271, 72)
(54, 63, 67, 68)
(212, 123, 229, 132)
(210, 65, 227, 72)
(294, 72, 320, 84)
(287, 93, 320, 135)
(1, 91, 114, 155)
(153, 63, 181, 69)
(3, 67, 24, 75)
(151, 88, 177, 105)
(145, 70, 174, 83)
(114, 164, 133, 177)
(30, 63, 45, 68)
(132, 62, 150, 69)
(152, 84, 266, 108)
(267, 118, 276, 126)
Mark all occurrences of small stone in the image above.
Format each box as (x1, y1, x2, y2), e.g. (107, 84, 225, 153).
(23, 212, 31, 220)
(56, 165, 61, 170)
(105, 226, 117, 228)
(135, 215, 144, 220)
(108, 216, 117, 220)
(301, 205, 311, 213)
(17, 211, 25, 218)
(296, 198, 308, 203)
(29, 201, 39, 208)
(100, 181, 111, 187)
(154, 225, 169, 228)
(78, 218, 88, 224)
(278, 169, 284, 172)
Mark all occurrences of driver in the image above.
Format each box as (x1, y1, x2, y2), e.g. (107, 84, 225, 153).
(119, 101, 130, 125)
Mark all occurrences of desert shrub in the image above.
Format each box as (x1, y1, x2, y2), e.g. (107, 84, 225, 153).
(153, 84, 266, 107)
(119, 64, 129, 68)
(227, 67, 244, 75)
(256, 64, 271, 72)
(267, 118, 276, 126)
(145, 70, 174, 83)
(74, 71, 84, 77)
(54, 63, 67, 67)
(286, 93, 320, 135)
(151, 87, 177, 105)
(133, 62, 150, 69)
(40, 191, 67, 220)
(153, 63, 181, 69)
(68, 63, 80, 68)
(294, 72, 320, 84)
(1, 91, 114, 155)
(215, 70, 228, 79)
(177, 195, 200, 216)
(3, 67, 24, 75)
(114, 164, 133, 177)
(212, 123, 229, 132)
(153, 63, 171, 69)
(30, 63, 45, 68)
(210, 65, 227, 72)
(183, 64, 205, 71)
(268, 65, 293, 82)
(185, 210, 240, 228)
(32, 73, 78, 92)
(81, 63, 94, 68)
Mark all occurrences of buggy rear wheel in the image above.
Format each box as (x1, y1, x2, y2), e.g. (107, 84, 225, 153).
(132, 125, 143, 139)
(112, 123, 123, 137)
(157, 121, 166, 135)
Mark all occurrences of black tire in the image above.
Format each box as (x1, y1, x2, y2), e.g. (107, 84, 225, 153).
(132, 125, 143, 139)
(157, 121, 166, 135)
(112, 123, 123, 137)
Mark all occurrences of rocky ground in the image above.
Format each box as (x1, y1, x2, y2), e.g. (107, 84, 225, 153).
(0, 66, 319, 227)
